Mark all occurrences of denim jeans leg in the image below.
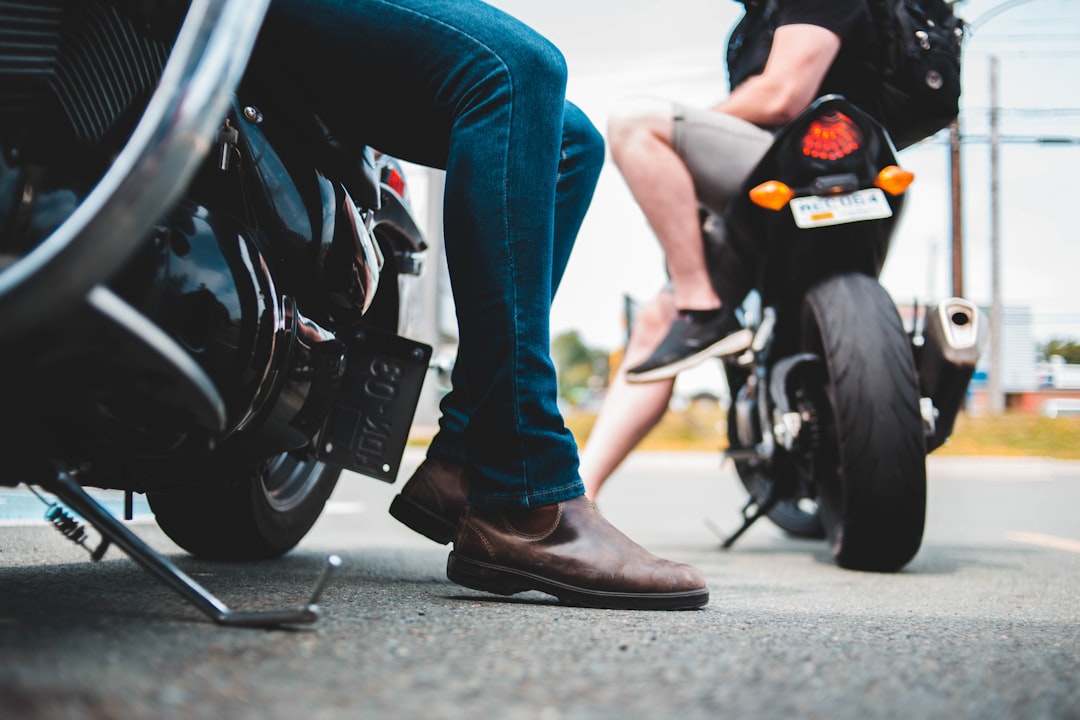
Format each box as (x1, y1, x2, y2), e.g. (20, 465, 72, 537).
(427, 101, 604, 470)
(258, 0, 593, 506)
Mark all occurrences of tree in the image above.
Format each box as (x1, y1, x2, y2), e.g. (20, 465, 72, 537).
(551, 331, 610, 403)
(1040, 338, 1080, 365)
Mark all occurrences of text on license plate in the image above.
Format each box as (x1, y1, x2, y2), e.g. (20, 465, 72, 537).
(789, 188, 893, 229)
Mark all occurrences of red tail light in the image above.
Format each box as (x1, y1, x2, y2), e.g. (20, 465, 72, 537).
(386, 166, 406, 196)
(802, 112, 861, 161)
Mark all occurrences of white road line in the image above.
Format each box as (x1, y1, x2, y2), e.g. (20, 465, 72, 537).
(323, 501, 366, 515)
(0, 519, 50, 527)
(1007, 531, 1080, 554)
(0, 518, 156, 528)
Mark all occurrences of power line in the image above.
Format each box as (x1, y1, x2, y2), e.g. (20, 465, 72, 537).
(910, 133, 1080, 147)
(961, 107, 1080, 116)
(966, 0, 1061, 31)
(963, 134, 1080, 143)
(964, 49, 1080, 57)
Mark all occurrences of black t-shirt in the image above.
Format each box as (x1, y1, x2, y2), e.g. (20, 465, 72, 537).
(726, 0, 879, 120)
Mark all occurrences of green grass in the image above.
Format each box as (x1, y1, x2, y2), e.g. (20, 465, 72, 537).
(411, 405, 1080, 459)
(564, 405, 1080, 459)
(933, 413, 1080, 459)
(564, 403, 729, 453)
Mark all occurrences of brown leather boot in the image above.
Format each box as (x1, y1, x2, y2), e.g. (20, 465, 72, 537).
(447, 496, 708, 610)
(389, 458, 469, 544)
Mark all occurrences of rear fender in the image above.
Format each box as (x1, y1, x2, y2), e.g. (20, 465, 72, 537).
(724, 96, 905, 308)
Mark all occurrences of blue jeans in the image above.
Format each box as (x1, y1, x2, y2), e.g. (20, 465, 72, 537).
(259, 0, 604, 507)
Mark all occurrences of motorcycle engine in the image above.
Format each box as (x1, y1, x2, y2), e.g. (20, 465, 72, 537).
(0, 1, 385, 476)
(0, 0, 174, 254)
(0, 1, 314, 466)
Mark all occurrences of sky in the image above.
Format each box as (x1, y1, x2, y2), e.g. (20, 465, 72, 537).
(407, 0, 1080, 356)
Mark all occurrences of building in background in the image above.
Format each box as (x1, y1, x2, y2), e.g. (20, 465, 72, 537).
(966, 306, 1080, 416)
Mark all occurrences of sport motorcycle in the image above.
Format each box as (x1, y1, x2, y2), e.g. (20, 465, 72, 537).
(708, 95, 985, 571)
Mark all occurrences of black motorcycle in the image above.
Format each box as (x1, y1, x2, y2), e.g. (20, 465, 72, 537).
(0, 0, 432, 625)
(709, 95, 985, 572)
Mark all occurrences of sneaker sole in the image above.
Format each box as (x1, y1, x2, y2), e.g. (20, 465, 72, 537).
(626, 328, 753, 383)
(446, 552, 709, 610)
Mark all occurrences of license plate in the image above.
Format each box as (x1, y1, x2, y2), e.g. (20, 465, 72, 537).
(790, 188, 893, 229)
(316, 328, 432, 482)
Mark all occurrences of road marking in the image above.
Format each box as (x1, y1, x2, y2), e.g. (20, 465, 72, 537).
(324, 501, 366, 515)
(0, 517, 156, 528)
(1007, 531, 1080, 554)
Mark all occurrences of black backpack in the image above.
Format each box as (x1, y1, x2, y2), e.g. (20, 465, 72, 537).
(727, 1, 964, 150)
(866, 0, 965, 149)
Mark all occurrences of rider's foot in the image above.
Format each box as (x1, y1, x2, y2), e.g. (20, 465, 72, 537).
(389, 458, 468, 544)
(447, 496, 709, 610)
(625, 306, 751, 382)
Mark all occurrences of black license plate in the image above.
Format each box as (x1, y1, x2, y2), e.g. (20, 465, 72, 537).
(316, 327, 431, 482)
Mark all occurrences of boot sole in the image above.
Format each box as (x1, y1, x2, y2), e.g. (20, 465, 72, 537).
(626, 328, 753, 383)
(446, 552, 709, 610)
(389, 494, 457, 545)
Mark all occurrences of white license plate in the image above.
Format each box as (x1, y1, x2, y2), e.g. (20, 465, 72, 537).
(789, 188, 893, 229)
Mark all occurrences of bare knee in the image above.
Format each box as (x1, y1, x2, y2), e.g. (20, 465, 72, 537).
(607, 97, 675, 166)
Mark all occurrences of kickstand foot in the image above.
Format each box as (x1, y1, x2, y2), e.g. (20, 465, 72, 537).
(37, 465, 342, 629)
(717, 492, 780, 549)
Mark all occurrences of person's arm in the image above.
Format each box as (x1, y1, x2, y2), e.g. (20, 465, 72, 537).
(714, 23, 841, 127)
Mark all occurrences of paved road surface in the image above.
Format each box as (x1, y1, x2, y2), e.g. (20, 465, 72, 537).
(1, 451, 1077, 719)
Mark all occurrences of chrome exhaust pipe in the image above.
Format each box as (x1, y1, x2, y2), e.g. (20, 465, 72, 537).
(917, 298, 987, 452)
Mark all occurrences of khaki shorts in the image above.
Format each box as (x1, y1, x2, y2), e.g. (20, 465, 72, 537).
(671, 103, 774, 217)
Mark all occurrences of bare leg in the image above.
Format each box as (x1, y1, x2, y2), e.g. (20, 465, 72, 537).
(580, 290, 677, 500)
(608, 100, 719, 311)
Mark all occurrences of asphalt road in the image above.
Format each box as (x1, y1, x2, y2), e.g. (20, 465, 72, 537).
(1, 450, 1078, 720)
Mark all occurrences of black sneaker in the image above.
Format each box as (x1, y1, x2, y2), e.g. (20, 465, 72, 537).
(625, 307, 752, 382)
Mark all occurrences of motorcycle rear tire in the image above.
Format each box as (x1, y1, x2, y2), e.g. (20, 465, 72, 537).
(801, 273, 926, 572)
(768, 501, 824, 539)
(723, 389, 826, 540)
(148, 452, 340, 561)
(743, 470, 824, 540)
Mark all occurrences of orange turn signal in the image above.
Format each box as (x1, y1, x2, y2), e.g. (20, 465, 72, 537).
(749, 180, 795, 211)
(874, 165, 915, 196)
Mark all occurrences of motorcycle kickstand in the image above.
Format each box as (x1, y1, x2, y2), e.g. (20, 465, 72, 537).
(36, 465, 342, 629)
(719, 491, 782, 549)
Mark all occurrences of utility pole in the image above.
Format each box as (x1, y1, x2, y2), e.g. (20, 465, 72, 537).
(988, 55, 1005, 414)
(949, 117, 964, 298)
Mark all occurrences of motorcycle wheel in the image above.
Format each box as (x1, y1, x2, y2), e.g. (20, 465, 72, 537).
(148, 452, 340, 561)
(737, 464, 825, 539)
(723, 382, 825, 539)
(801, 273, 926, 572)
